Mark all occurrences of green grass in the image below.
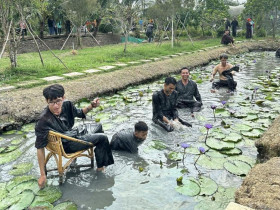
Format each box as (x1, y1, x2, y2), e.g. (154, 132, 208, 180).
(0, 38, 246, 86)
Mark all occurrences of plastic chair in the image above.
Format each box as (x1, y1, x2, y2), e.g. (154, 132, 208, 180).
(45, 130, 94, 184)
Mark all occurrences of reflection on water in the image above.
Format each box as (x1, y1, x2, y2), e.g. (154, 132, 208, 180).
(0, 51, 280, 209)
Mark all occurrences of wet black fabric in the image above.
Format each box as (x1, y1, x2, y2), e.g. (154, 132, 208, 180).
(35, 100, 114, 168)
(176, 80, 202, 111)
(276, 48, 280, 58)
(152, 89, 178, 122)
(212, 79, 237, 91)
(221, 66, 239, 77)
(110, 129, 143, 153)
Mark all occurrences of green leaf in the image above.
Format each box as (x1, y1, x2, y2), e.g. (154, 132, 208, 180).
(167, 151, 182, 161)
(9, 190, 35, 210)
(0, 184, 8, 202)
(196, 154, 227, 170)
(232, 113, 247, 119)
(245, 113, 258, 121)
(223, 160, 251, 176)
(149, 140, 167, 150)
(215, 108, 229, 117)
(21, 123, 35, 132)
(53, 201, 78, 210)
(32, 186, 62, 204)
(228, 155, 256, 167)
(198, 176, 218, 196)
(232, 124, 252, 132)
(2, 130, 17, 135)
(0, 194, 20, 209)
(222, 133, 242, 143)
(241, 128, 264, 138)
(6, 175, 36, 192)
(176, 179, 201, 196)
(29, 201, 53, 209)
(206, 138, 235, 151)
(8, 180, 39, 196)
(0, 145, 18, 154)
(220, 148, 242, 156)
(9, 162, 33, 176)
(0, 149, 22, 165)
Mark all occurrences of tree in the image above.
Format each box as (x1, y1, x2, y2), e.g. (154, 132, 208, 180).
(61, 0, 97, 48)
(243, 0, 280, 38)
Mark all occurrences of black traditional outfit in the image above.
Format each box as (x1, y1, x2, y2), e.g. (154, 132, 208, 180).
(35, 100, 114, 168)
(221, 34, 234, 45)
(176, 80, 202, 112)
(152, 90, 191, 132)
(110, 129, 143, 153)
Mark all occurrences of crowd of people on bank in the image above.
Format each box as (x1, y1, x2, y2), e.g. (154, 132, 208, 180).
(35, 53, 239, 188)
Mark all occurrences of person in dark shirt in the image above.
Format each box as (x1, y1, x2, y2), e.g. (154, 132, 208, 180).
(152, 77, 192, 132)
(176, 67, 202, 114)
(35, 84, 114, 188)
(231, 18, 238, 37)
(110, 121, 148, 153)
(221, 30, 234, 46)
(246, 18, 252, 39)
(224, 18, 231, 30)
(276, 48, 280, 58)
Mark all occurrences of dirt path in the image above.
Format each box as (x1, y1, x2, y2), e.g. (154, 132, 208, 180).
(0, 40, 278, 132)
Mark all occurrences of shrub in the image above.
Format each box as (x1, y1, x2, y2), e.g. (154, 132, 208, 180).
(256, 28, 266, 37)
(237, 29, 246, 37)
(99, 24, 113, 33)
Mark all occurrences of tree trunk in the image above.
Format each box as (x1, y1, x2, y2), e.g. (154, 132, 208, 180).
(171, 17, 174, 48)
(76, 27, 82, 49)
(9, 29, 18, 68)
(39, 20, 44, 39)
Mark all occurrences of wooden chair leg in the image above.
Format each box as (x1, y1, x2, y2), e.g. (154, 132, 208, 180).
(59, 174, 63, 185)
(91, 157, 94, 168)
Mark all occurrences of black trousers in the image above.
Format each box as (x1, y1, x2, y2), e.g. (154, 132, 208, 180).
(63, 123, 114, 168)
(212, 78, 237, 91)
(177, 100, 202, 112)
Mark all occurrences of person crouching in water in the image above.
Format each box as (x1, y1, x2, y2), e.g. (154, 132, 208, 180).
(210, 54, 238, 94)
(152, 77, 192, 132)
(110, 121, 148, 153)
(221, 30, 235, 47)
(176, 67, 202, 115)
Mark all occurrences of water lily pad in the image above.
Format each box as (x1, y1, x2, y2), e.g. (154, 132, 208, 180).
(113, 115, 129, 123)
(21, 123, 35, 132)
(0, 194, 20, 209)
(2, 130, 17, 135)
(232, 124, 252, 132)
(186, 147, 200, 155)
(215, 108, 229, 117)
(102, 123, 113, 131)
(0, 149, 22, 165)
(9, 189, 35, 210)
(246, 113, 258, 121)
(9, 162, 33, 176)
(168, 151, 182, 161)
(53, 201, 78, 210)
(29, 201, 53, 209)
(8, 180, 39, 196)
(194, 187, 236, 210)
(255, 100, 265, 105)
(176, 178, 201, 196)
(241, 128, 263, 138)
(224, 160, 251, 176)
(11, 138, 23, 145)
(206, 138, 235, 151)
(228, 155, 256, 167)
(34, 186, 62, 204)
(222, 133, 242, 143)
(0, 137, 3, 141)
(209, 131, 226, 139)
(0, 184, 8, 202)
(206, 150, 225, 158)
(196, 154, 227, 170)
(220, 148, 242, 156)
(6, 175, 36, 191)
(232, 112, 247, 119)
(95, 112, 111, 121)
(149, 140, 167, 150)
(197, 176, 218, 196)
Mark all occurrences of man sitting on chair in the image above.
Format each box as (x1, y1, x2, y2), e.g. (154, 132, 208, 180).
(35, 84, 114, 188)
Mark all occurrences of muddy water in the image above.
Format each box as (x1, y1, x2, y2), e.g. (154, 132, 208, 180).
(1, 51, 280, 210)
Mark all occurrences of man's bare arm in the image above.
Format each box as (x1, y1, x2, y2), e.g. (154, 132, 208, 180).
(37, 148, 47, 188)
(210, 66, 219, 82)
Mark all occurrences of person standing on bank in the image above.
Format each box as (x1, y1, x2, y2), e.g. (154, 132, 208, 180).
(110, 121, 148, 153)
(146, 20, 154, 43)
(231, 18, 238, 37)
(246, 18, 252, 39)
(152, 77, 192, 132)
(176, 67, 202, 114)
(35, 84, 114, 188)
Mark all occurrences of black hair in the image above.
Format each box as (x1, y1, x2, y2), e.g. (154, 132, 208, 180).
(180, 67, 190, 73)
(220, 53, 228, 60)
(135, 121, 148, 132)
(164, 77, 177, 85)
(43, 84, 65, 100)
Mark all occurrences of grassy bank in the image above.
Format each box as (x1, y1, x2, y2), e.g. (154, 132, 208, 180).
(0, 37, 246, 86)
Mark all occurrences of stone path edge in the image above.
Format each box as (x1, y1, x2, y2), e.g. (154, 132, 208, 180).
(0, 40, 278, 132)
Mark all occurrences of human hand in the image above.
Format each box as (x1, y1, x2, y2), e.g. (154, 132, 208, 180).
(91, 98, 100, 108)
(210, 78, 214, 82)
(38, 175, 47, 189)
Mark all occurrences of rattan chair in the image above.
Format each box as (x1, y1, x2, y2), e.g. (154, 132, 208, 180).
(45, 130, 94, 184)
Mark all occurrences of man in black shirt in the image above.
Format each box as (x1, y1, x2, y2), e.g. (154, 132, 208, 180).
(35, 84, 114, 188)
(110, 121, 148, 153)
(176, 67, 202, 113)
(221, 30, 235, 46)
(231, 18, 238, 37)
(152, 77, 192, 132)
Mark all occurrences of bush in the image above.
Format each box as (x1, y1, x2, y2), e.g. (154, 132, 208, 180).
(216, 27, 225, 38)
(237, 29, 246, 37)
(99, 24, 113, 33)
(187, 26, 201, 37)
(256, 28, 266, 37)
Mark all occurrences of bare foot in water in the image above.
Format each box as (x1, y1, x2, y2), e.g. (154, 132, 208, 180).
(210, 89, 216, 93)
(97, 167, 105, 172)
